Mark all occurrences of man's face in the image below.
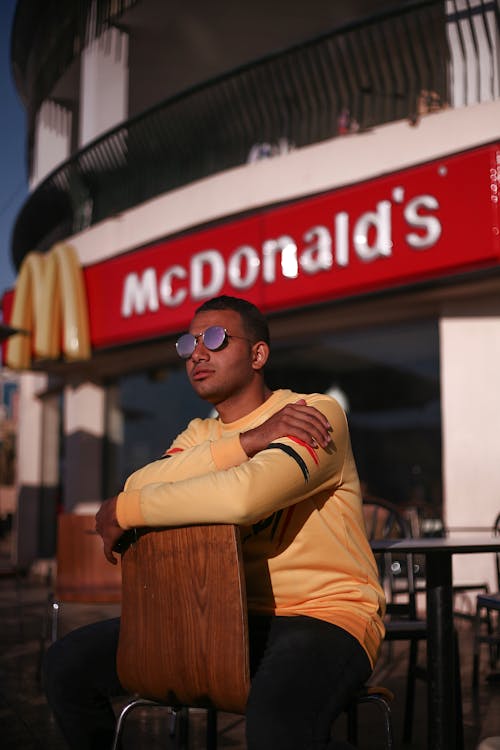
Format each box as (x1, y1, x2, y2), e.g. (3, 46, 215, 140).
(184, 309, 261, 406)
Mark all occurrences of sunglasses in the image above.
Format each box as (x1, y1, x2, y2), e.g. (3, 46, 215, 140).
(176, 325, 251, 359)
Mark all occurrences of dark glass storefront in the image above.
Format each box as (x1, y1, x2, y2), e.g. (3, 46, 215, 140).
(109, 317, 441, 516)
(267, 318, 441, 514)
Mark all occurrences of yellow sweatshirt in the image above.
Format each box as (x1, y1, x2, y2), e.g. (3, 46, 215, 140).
(116, 389, 386, 666)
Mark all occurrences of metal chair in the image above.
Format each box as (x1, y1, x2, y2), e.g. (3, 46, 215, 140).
(38, 514, 122, 673)
(111, 523, 394, 749)
(363, 497, 429, 743)
(472, 512, 500, 688)
(363, 497, 463, 746)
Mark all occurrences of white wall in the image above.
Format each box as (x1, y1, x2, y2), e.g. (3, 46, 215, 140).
(63, 383, 106, 437)
(31, 101, 72, 188)
(79, 27, 129, 147)
(440, 301, 500, 598)
(63, 383, 106, 512)
(16, 372, 46, 486)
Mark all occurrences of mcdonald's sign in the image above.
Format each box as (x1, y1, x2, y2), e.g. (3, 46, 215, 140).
(2, 143, 499, 369)
(5, 243, 91, 370)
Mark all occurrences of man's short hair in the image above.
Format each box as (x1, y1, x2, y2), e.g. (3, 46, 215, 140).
(195, 296, 270, 345)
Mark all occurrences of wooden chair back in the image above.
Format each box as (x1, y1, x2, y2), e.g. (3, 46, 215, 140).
(56, 513, 122, 603)
(117, 524, 250, 714)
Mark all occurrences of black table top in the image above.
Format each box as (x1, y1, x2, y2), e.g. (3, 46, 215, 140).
(371, 535, 500, 554)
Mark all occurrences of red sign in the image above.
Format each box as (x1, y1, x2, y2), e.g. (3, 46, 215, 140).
(3, 142, 500, 355)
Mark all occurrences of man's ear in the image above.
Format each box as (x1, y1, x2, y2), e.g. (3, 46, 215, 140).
(251, 341, 270, 371)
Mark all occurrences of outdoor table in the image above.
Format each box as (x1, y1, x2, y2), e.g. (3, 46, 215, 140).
(371, 535, 500, 750)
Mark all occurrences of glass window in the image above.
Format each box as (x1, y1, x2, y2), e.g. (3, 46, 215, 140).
(266, 318, 441, 516)
(105, 368, 211, 494)
(106, 318, 441, 519)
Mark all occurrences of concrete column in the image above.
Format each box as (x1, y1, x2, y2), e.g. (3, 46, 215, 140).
(440, 300, 500, 599)
(103, 384, 125, 498)
(79, 26, 129, 146)
(39, 393, 61, 558)
(15, 372, 47, 566)
(63, 383, 106, 512)
(31, 100, 72, 188)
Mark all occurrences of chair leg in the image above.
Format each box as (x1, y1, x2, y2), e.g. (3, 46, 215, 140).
(346, 700, 359, 745)
(402, 639, 418, 743)
(112, 698, 162, 750)
(36, 593, 59, 684)
(175, 707, 189, 749)
(454, 631, 464, 750)
(350, 692, 394, 750)
(472, 604, 482, 689)
(50, 595, 60, 643)
(206, 708, 217, 750)
(365, 695, 394, 750)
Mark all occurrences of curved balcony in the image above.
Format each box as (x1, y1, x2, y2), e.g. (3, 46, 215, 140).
(11, 0, 138, 159)
(11, 0, 496, 268)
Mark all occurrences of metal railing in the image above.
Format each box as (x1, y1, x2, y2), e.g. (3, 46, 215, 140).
(11, 0, 499, 267)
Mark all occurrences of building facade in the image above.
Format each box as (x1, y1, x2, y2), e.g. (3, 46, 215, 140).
(2, 0, 500, 595)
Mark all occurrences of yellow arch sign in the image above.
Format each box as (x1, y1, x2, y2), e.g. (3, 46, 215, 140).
(6, 243, 91, 370)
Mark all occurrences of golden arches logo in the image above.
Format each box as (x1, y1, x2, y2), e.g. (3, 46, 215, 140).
(6, 243, 91, 370)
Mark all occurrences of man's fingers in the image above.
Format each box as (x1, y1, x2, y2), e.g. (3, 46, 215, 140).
(283, 405, 332, 448)
(103, 542, 117, 565)
(292, 401, 332, 430)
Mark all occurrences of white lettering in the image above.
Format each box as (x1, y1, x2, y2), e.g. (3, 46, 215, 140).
(159, 265, 187, 307)
(353, 200, 392, 260)
(335, 212, 349, 267)
(120, 189, 444, 317)
(227, 245, 260, 289)
(404, 195, 442, 249)
(300, 226, 332, 274)
(262, 235, 298, 281)
(121, 268, 159, 317)
(190, 250, 225, 300)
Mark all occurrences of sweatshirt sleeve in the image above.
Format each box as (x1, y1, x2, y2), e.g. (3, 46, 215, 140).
(116, 397, 348, 530)
(124, 420, 248, 491)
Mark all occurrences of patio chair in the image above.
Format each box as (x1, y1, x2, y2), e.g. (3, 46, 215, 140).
(363, 496, 463, 745)
(112, 523, 394, 749)
(364, 497, 427, 742)
(38, 513, 122, 670)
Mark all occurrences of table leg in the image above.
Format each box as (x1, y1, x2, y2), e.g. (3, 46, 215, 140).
(425, 551, 463, 750)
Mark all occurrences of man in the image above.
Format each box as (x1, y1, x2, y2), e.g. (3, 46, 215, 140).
(44, 295, 385, 750)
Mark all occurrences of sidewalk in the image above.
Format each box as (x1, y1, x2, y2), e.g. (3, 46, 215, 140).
(1, 532, 499, 749)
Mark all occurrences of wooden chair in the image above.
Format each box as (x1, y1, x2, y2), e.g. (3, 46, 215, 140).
(113, 524, 249, 750)
(112, 523, 394, 749)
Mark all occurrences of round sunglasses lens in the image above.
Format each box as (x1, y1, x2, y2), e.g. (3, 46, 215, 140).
(176, 334, 196, 359)
(203, 326, 227, 351)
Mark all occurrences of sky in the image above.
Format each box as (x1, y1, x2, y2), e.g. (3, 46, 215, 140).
(0, 0, 28, 312)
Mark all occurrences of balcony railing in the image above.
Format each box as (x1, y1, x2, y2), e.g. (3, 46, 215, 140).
(11, 0, 499, 268)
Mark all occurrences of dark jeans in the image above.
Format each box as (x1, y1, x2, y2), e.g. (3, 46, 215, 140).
(43, 614, 371, 750)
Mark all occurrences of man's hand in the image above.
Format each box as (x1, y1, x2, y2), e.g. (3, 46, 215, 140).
(95, 497, 123, 565)
(240, 399, 333, 458)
